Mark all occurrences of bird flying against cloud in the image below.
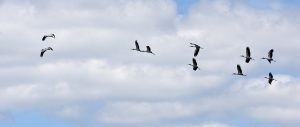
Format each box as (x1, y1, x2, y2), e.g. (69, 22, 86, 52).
(262, 49, 276, 64)
(190, 43, 203, 57)
(132, 40, 141, 52)
(241, 46, 254, 63)
(188, 58, 200, 71)
(233, 64, 246, 76)
(144, 46, 155, 55)
(42, 33, 55, 41)
(40, 47, 53, 57)
(264, 72, 277, 85)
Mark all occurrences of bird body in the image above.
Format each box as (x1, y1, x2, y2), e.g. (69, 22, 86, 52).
(40, 47, 53, 57)
(188, 58, 200, 71)
(241, 47, 254, 63)
(190, 43, 203, 57)
(264, 72, 277, 84)
(262, 49, 276, 63)
(42, 33, 55, 41)
(144, 46, 155, 55)
(233, 64, 246, 76)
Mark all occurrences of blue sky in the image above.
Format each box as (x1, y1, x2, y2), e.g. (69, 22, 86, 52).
(0, 0, 299, 127)
(175, 0, 198, 14)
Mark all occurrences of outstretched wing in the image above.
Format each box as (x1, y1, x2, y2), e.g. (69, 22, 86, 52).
(190, 43, 195, 46)
(237, 64, 242, 74)
(269, 72, 273, 79)
(42, 36, 47, 41)
(135, 40, 140, 50)
(246, 47, 251, 57)
(194, 47, 200, 57)
(146, 46, 151, 52)
(268, 49, 274, 59)
(48, 47, 53, 51)
(192, 58, 197, 66)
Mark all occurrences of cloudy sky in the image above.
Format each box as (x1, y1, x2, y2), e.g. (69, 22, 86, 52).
(0, 0, 300, 127)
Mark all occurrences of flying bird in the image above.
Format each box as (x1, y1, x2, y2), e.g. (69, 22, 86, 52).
(264, 72, 277, 85)
(132, 40, 141, 52)
(188, 58, 200, 71)
(42, 33, 55, 41)
(233, 64, 246, 76)
(190, 43, 204, 57)
(241, 47, 254, 63)
(40, 47, 53, 57)
(143, 46, 155, 55)
(262, 49, 276, 64)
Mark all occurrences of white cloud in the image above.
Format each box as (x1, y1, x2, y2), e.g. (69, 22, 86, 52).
(97, 101, 195, 124)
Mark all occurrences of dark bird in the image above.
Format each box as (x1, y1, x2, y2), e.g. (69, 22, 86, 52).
(40, 47, 53, 57)
(262, 49, 276, 64)
(42, 33, 55, 41)
(132, 40, 141, 52)
(241, 47, 254, 63)
(264, 72, 277, 85)
(233, 64, 246, 76)
(188, 58, 200, 71)
(143, 46, 155, 55)
(190, 43, 204, 57)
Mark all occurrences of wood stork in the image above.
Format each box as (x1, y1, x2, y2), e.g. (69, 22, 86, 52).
(233, 64, 246, 76)
(262, 49, 276, 64)
(241, 47, 254, 63)
(265, 72, 277, 85)
(190, 43, 203, 57)
(143, 46, 155, 55)
(132, 40, 141, 52)
(40, 47, 53, 57)
(42, 33, 55, 41)
(188, 58, 200, 71)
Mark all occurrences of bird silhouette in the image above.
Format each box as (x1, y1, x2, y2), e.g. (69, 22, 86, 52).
(233, 64, 246, 76)
(264, 72, 277, 85)
(40, 47, 53, 57)
(262, 49, 276, 64)
(241, 47, 254, 63)
(132, 40, 141, 52)
(190, 43, 203, 57)
(42, 33, 55, 41)
(188, 58, 200, 71)
(143, 46, 155, 55)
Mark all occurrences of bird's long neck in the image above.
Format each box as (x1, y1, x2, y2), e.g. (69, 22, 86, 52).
(188, 64, 195, 67)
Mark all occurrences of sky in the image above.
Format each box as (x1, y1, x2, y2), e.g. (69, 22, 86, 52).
(0, 0, 300, 127)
